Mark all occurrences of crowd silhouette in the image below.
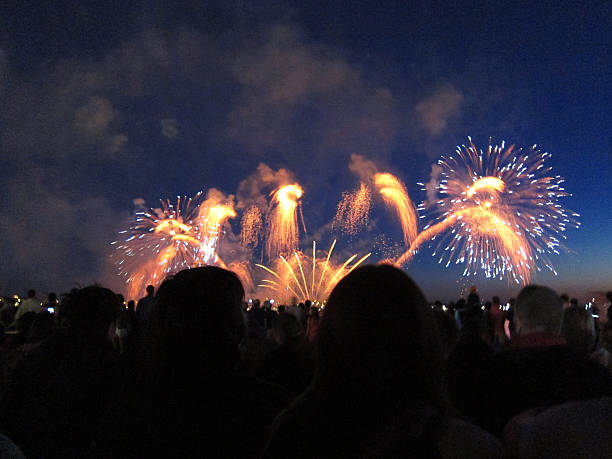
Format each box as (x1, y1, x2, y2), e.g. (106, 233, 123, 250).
(0, 266, 610, 458)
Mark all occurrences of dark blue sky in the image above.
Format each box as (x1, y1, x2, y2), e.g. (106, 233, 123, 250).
(1, 1, 610, 302)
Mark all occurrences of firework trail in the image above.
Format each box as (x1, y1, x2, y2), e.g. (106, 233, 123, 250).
(333, 182, 372, 235)
(374, 172, 418, 245)
(266, 184, 304, 259)
(112, 193, 203, 299)
(397, 138, 580, 283)
(257, 240, 371, 303)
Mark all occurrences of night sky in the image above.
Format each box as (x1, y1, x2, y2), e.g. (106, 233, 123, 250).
(1, 1, 610, 302)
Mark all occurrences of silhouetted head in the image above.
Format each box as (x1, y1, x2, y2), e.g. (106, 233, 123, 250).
(515, 285, 563, 335)
(317, 264, 444, 408)
(59, 286, 121, 337)
(146, 285, 155, 296)
(27, 289, 35, 298)
(272, 312, 304, 346)
(152, 266, 246, 369)
(492, 296, 500, 306)
(127, 300, 135, 310)
(47, 292, 57, 303)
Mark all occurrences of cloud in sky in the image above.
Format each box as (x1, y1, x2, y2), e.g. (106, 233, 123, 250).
(415, 84, 464, 136)
(0, 168, 118, 294)
(161, 118, 180, 138)
(74, 96, 116, 136)
(227, 24, 397, 158)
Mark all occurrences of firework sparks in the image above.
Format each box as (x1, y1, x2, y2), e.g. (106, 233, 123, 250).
(398, 138, 580, 283)
(333, 182, 372, 235)
(240, 205, 264, 247)
(257, 240, 371, 303)
(374, 172, 418, 245)
(113, 193, 203, 299)
(266, 184, 304, 259)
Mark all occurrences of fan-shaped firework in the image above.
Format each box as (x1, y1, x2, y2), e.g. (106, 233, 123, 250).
(397, 138, 580, 283)
(256, 240, 371, 303)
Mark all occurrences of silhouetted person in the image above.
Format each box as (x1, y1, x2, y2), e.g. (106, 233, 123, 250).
(258, 312, 315, 396)
(43, 292, 58, 314)
(136, 285, 155, 323)
(306, 307, 319, 343)
(15, 289, 40, 321)
(265, 265, 503, 458)
(433, 307, 459, 358)
(487, 296, 507, 347)
(133, 267, 289, 458)
(0, 286, 126, 458)
(452, 285, 611, 437)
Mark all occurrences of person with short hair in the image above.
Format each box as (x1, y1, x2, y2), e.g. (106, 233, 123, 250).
(513, 285, 564, 347)
(14, 290, 41, 321)
(451, 284, 611, 437)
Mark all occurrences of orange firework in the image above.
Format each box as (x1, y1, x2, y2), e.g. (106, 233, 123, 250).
(257, 240, 371, 303)
(196, 201, 237, 265)
(227, 260, 255, 295)
(266, 184, 304, 259)
(398, 138, 579, 283)
(396, 206, 533, 282)
(374, 172, 418, 245)
(333, 182, 371, 235)
(241, 205, 263, 247)
(113, 193, 203, 299)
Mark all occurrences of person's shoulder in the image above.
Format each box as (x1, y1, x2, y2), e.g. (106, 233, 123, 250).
(439, 416, 504, 459)
(504, 397, 612, 459)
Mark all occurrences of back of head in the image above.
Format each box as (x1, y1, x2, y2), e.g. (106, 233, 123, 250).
(27, 289, 35, 298)
(59, 286, 120, 337)
(515, 285, 563, 335)
(272, 312, 304, 346)
(318, 264, 444, 408)
(151, 266, 246, 369)
(561, 306, 596, 352)
(146, 285, 155, 295)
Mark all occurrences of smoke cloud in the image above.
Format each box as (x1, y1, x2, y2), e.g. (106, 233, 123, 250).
(415, 84, 464, 136)
(348, 154, 379, 182)
(236, 163, 295, 210)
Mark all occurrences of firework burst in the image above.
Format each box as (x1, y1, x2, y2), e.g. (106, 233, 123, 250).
(112, 193, 203, 299)
(256, 240, 371, 303)
(398, 138, 580, 283)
